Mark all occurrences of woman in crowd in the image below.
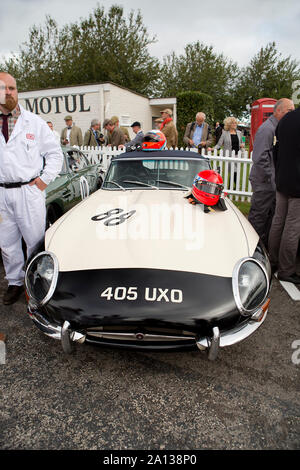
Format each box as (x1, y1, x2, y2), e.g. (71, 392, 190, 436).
(213, 116, 245, 156)
(212, 116, 245, 185)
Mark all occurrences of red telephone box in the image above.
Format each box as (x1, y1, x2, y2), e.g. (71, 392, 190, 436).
(250, 98, 277, 152)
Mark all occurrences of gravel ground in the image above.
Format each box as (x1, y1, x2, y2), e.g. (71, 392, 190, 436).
(0, 262, 299, 450)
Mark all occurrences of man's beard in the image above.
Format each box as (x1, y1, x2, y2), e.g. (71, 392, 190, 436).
(4, 95, 17, 111)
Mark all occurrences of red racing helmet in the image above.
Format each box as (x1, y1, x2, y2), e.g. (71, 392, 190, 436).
(192, 170, 224, 206)
(142, 130, 166, 151)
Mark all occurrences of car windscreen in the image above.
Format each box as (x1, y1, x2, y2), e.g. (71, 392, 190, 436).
(103, 158, 210, 190)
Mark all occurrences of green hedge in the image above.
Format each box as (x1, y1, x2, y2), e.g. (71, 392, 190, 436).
(176, 91, 214, 147)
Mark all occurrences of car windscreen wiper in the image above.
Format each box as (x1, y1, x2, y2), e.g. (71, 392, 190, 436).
(105, 180, 125, 190)
(122, 180, 158, 189)
(155, 180, 189, 189)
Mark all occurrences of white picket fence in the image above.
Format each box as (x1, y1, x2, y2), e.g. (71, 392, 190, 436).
(79, 146, 253, 202)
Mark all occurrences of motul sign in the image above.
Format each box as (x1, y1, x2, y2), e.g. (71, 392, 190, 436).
(24, 93, 91, 115)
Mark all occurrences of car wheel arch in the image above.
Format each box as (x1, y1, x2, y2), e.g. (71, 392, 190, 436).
(46, 202, 64, 228)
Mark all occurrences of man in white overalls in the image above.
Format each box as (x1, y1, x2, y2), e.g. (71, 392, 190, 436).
(0, 72, 63, 305)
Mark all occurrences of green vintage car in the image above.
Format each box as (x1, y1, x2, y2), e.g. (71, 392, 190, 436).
(45, 146, 103, 226)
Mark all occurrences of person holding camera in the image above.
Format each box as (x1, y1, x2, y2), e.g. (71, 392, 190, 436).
(83, 119, 105, 147)
(183, 112, 212, 152)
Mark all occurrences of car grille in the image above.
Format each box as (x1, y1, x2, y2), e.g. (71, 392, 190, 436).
(86, 326, 196, 343)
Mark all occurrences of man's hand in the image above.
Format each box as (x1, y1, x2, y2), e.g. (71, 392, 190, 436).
(29, 177, 47, 191)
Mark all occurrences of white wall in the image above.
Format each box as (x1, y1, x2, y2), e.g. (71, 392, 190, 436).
(18, 83, 153, 140)
(106, 83, 152, 139)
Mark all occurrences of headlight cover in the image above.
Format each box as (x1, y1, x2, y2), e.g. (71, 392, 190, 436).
(25, 251, 59, 308)
(232, 258, 269, 316)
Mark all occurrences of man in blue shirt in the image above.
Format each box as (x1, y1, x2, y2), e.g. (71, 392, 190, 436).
(183, 112, 212, 151)
(83, 119, 104, 147)
(192, 120, 204, 147)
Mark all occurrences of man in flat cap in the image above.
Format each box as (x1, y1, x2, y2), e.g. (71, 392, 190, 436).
(124, 121, 144, 151)
(154, 117, 163, 129)
(110, 115, 130, 143)
(61, 115, 83, 147)
(160, 108, 178, 149)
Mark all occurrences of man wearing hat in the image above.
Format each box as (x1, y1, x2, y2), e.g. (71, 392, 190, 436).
(154, 117, 163, 130)
(60, 115, 83, 147)
(160, 108, 178, 149)
(103, 118, 125, 148)
(110, 115, 130, 143)
(124, 122, 144, 151)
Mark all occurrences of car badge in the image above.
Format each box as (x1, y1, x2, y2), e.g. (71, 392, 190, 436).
(135, 333, 145, 341)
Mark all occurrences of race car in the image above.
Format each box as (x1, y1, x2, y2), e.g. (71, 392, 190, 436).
(46, 146, 103, 226)
(25, 140, 271, 360)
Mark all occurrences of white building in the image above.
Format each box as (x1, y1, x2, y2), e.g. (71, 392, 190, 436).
(18, 82, 176, 140)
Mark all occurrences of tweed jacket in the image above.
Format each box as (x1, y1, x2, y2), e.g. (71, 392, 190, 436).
(108, 126, 126, 148)
(161, 120, 178, 148)
(61, 125, 83, 147)
(120, 126, 130, 142)
(183, 121, 212, 149)
(83, 128, 102, 147)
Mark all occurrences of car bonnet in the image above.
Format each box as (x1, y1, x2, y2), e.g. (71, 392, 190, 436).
(45, 189, 259, 277)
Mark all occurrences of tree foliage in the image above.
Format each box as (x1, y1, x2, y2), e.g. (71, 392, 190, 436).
(232, 42, 300, 117)
(176, 91, 214, 147)
(1, 5, 159, 95)
(158, 42, 239, 121)
(1, 8, 299, 121)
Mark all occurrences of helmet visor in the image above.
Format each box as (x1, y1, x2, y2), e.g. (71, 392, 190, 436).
(193, 176, 224, 196)
(143, 133, 161, 143)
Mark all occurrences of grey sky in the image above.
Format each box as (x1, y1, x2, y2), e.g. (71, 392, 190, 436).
(1, 0, 299, 67)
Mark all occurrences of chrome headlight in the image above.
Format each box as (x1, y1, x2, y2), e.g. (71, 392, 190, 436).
(25, 251, 59, 308)
(232, 258, 269, 316)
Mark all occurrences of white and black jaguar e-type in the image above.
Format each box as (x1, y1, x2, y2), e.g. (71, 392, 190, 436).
(25, 149, 271, 360)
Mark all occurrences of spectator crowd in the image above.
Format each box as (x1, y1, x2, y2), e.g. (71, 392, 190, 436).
(46, 108, 250, 155)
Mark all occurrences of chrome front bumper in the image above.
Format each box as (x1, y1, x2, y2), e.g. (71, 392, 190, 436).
(196, 309, 268, 360)
(28, 307, 268, 359)
(28, 310, 85, 344)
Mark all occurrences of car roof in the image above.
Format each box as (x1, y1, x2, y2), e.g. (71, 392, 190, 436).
(112, 150, 209, 161)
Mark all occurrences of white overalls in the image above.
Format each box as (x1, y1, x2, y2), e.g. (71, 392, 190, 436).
(0, 105, 63, 285)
